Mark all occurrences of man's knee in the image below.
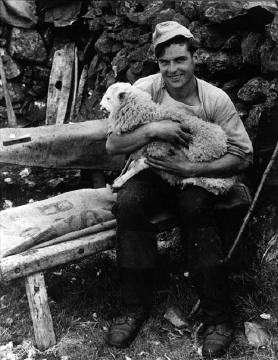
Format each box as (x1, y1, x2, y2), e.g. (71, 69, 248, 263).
(177, 186, 216, 227)
(113, 183, 153, 229)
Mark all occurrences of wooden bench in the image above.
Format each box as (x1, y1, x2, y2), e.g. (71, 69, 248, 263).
(0, 182, 251, 351)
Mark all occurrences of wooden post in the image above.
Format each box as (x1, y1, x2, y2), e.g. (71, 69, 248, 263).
(0, 51, 17, 127)
(25, 272, 56, 350)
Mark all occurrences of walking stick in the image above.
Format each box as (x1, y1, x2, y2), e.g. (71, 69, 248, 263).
(0, 50, 17, 127)
(223, 140, 278, 263)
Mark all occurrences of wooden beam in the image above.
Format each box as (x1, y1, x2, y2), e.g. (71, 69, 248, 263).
(25, 272, 56, 350)
(0, 229, 116, 282)
(0, 120, 125, 170)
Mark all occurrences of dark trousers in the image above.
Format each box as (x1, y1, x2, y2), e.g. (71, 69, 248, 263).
(113, 170, 232, 325)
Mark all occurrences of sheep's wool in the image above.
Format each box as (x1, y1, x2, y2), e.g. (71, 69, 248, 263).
(101, 82, 235, 195)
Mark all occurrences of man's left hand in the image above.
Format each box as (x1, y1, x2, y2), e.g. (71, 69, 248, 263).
(145, 148, 197, 178)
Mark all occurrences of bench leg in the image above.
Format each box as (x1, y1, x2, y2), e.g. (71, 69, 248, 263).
(25, 272, 56, 350)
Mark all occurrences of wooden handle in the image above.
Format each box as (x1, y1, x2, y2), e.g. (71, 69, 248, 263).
(0, 54, 17, 127)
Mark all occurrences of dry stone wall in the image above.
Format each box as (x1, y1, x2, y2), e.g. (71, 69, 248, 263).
(0, 0, 278, 194)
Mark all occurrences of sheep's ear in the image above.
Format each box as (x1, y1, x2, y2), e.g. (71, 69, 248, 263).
(118, 91, 126, 102)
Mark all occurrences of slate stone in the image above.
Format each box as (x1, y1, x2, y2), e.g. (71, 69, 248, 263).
(104, 14, 124, 30)
(111, 49, 129, 76)
(175, 0, 200, 21)
(260, 38, 278, 74)
(126, 0, 165, 25)
(172, 12, 190, 27)
(152, 8, 177, 28)
(0, 81, 24, 103)
(128, 44, 151, 62)
(0, 38, 7, 47)
(222, 78, 244, 101)
(139, 33, 151, 45)
(0, 48, 21, 79)
(9, 28, 47, 64)
(241, 32, 263, 67)
(88, 17, 105, 32)
(269, 12, 278, 43)
(126, 67, 139, 84)
(202, 0, 277, 27)
(195, 48, 243, 76)
(244, 103, 264, 143)
(189, 21, 228, 49)
(95, 32, 114, 54)
(237, 77, 269, 104)
(221, 33, 242, 52)
(107, 28, 142, 42)
(234, 102, 250, 122)
(117, 0, 139, 15)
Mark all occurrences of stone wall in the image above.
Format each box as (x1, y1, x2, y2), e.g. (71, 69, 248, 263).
(0, 0, 278, 194)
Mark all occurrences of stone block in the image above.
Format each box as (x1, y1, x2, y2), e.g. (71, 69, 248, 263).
(9, 28, 47, 64)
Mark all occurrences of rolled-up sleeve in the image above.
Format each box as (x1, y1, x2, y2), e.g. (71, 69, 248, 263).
(213, 91, 253, 163)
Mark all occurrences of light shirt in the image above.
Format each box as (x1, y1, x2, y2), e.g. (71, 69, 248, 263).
(134, 73, 253, 163)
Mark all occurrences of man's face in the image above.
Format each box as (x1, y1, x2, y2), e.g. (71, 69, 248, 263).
(157, 43, 195, 91)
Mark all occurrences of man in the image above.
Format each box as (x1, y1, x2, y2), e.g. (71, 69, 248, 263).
(105, 21, 253, 357)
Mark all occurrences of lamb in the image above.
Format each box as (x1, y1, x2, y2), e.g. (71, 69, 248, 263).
(100, 82, 235, 195)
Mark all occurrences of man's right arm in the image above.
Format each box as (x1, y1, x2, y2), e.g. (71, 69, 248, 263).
(106, 121, 191, 155)
(106, 123, 155, 155)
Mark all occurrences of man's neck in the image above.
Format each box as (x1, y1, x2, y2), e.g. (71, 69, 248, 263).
(166, 77, 199, 105)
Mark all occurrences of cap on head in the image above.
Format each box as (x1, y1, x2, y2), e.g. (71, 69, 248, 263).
(152, 21, 194, 50)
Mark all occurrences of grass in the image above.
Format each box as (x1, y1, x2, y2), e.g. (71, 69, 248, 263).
(0, 164, 278, 359)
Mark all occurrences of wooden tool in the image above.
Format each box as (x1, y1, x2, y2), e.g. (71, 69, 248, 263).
(224, 140, 278, 263)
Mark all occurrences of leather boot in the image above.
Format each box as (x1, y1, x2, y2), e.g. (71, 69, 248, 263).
(202, 322, 233, 358)
(105, 306, 149, 348)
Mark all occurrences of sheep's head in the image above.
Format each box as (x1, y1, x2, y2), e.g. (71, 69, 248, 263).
(100, 82, 133, 115)
(100, 82, 152, 117)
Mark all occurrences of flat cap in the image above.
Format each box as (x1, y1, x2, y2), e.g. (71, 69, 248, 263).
(152, 21, 194, 50)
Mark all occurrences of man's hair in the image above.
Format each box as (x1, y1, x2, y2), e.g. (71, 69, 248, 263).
(155, 35, 196, 58)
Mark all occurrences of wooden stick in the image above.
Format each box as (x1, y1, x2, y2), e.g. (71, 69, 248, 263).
(73, 65, 88, 121)
(69, 46, 78, 123)
(32, 219, 116, 249)
(0, 52, 17, 127)
(224, 141, 278, 263)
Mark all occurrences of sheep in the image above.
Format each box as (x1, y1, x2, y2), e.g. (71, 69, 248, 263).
(100, 82, 235, 195)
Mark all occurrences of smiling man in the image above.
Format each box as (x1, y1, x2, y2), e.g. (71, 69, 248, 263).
(105, 21, 253, 358)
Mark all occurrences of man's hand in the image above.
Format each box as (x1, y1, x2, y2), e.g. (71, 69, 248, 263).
(146, 151, 250, 179)
(149, 120, 192, 147)
(145, 148, 196, 177)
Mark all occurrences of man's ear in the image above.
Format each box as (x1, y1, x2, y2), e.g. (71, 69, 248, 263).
(118, 91, 126, 102)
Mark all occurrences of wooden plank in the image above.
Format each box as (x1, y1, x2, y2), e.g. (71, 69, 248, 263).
(0, 120, 125, 170)
(0, 229, 116, 282)
(0, 51, 17, 127)
(46, 43, 75, 125)
(25, 273, 56, 350)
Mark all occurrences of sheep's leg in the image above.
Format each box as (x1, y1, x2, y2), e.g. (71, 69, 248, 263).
(112, 158, 149, 189)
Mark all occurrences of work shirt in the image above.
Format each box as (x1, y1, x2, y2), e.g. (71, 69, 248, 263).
(133, 73, 253, 163)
